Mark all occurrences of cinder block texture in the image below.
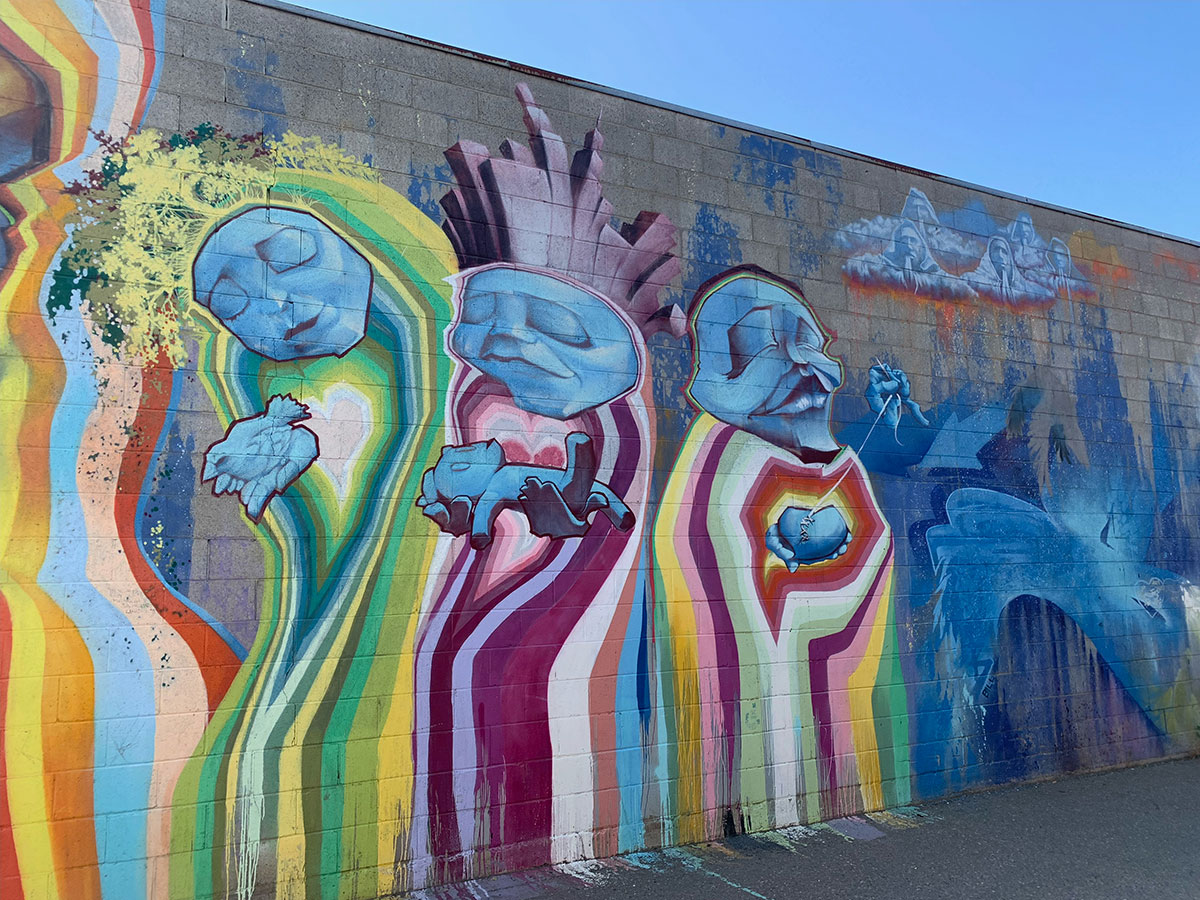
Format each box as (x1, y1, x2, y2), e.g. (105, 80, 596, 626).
(4, 0, 1200, 896)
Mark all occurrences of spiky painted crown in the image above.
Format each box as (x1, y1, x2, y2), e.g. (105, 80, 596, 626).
(440, 83, 684, 338)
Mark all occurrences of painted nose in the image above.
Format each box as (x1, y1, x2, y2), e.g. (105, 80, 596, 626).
(487, 292, 536, 343)
(786, 340, 841, 390)
(784, 337, 810, 365)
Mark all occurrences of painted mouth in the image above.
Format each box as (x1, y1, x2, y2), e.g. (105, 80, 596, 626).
(284, 311, 322, 342)
(484, 351, 568, 374)
(479, 339, 575, 379)
(753, 373, 831, 417)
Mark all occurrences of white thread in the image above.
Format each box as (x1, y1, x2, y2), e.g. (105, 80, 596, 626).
(800, 388, 897, 527)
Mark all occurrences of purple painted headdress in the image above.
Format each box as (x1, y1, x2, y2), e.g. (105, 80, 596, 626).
(440, 83, 684, 338)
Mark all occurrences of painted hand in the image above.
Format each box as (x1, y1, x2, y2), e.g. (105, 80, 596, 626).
(518, 477, 591, 538)
(867, 361, 930, 429)
(202, 395, 320, 520)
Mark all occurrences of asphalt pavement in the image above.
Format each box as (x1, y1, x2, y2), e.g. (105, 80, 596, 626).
(411, 755, 1200, 900)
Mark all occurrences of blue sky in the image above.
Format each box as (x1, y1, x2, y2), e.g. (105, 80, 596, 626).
(284, 0, 1197, 242)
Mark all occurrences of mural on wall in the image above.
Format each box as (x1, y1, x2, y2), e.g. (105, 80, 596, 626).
(45, 118, 459, 900)
(840, 187, 1095, 305)
(3, 3, 1200, 900)
(834, 184, 1200, 794)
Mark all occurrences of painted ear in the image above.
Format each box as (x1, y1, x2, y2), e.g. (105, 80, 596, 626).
(725, 306, 774, 379)
(484, 439, 506, 467)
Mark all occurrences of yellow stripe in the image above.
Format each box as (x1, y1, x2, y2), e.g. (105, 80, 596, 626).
(6, 3, 86, 156)
(1, 11, 85, 897)
(375, 531, 439, 895)
(220, 515, 291, 892)
(5, 584, 60, 900)
(652, 416, 710, 843)
(845, 564, 895, 811)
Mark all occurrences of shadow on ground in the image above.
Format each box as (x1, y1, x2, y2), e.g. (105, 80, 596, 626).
(411, 756, 1200, 900)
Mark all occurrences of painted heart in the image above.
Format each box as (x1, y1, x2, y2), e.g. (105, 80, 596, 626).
(301, 387, 370, 501)
(766, 504, 851, 571)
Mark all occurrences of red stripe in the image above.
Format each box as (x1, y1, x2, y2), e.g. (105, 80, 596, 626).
(127, 1, 158, 128)
(0, 592, 25, 900)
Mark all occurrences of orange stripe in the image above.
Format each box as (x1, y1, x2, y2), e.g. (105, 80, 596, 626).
(116, 354, 241, 712)
(39, 596, 100, 900)
(128, 3, 158, 127)
(12, 0, 98, 161)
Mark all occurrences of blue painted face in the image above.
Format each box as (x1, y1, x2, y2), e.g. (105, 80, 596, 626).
(688, 271, 843, 455)
(1010, 213, 1037, 247)
(192, 206, 373, 361)
(450, 267, 639, 420)
(888, 222, 927, 269)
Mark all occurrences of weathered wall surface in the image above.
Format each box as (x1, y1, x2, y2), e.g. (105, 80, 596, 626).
(4, 1, 1200, 897)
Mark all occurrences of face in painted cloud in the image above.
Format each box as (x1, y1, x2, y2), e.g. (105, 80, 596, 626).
(888, 222, 927, 269)
(449, 266, 639, 420)
(1048, 237, 1072, 276)
(688, 270, 843, 456)
(989, 236, 1015, 281)
(1010, 213, 1037, 247)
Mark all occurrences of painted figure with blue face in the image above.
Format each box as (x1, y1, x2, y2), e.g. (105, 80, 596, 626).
(412, 82, 686, 881)
(192, 206, 373, 360)
(688, 266, 843, 459)
(181, 175, 460, 898)
(448, 264, 639, 420)
(657, 264, 909, 836)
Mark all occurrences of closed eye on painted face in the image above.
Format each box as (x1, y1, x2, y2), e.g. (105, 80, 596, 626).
(725, 306, 776, 379)
(724, 304, 825, 381)
(450, 266, 639, 420)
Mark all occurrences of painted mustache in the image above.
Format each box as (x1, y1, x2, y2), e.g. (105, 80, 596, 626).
(752, 369, 837, 418)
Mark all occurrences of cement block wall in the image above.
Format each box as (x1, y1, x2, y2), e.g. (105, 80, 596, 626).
(4, 1, 1200, 897)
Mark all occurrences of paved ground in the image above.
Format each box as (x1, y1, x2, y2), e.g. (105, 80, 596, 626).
(412, 756, 1200, 900)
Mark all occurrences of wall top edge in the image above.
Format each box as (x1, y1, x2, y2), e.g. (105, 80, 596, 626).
(241, 0, 1199, 253)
